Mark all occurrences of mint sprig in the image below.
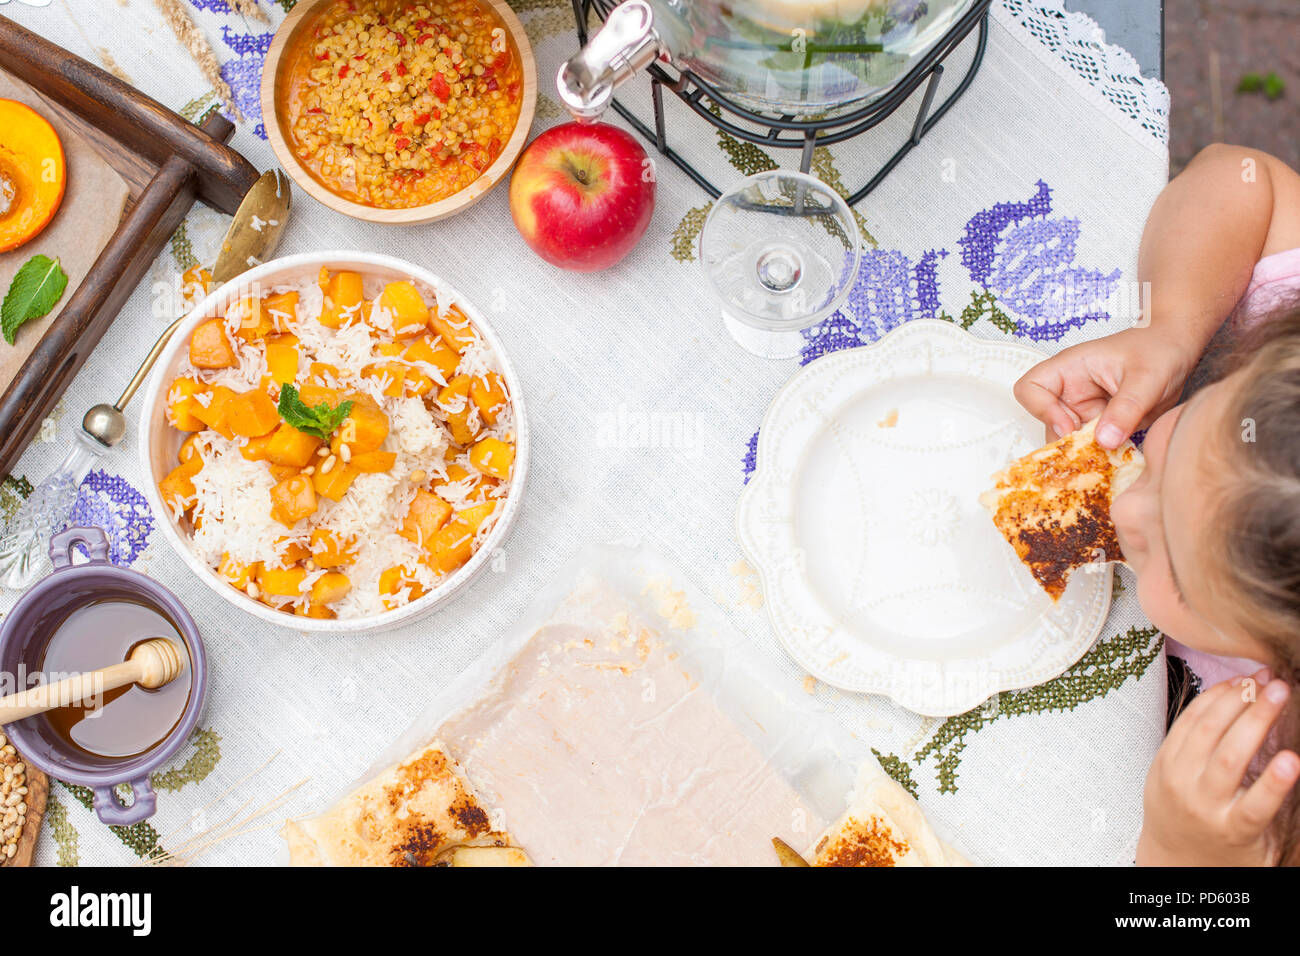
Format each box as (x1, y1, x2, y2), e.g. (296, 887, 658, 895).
(277, 383, 353, 440)
(2, 254, 69, 345)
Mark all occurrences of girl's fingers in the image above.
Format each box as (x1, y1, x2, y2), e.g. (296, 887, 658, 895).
(1205, 680, 1291, 800)
(1171, 676, 1257, 767)
(1096, 367, 1168, 448)
(1013, 375, 1081, 438)
(1230, 750, 1300, 837)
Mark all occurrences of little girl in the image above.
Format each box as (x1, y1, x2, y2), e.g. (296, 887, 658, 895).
(1015, 143, 1300, 866)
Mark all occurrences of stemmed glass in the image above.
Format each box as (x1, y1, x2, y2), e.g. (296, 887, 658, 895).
(699, 170, 861, 359)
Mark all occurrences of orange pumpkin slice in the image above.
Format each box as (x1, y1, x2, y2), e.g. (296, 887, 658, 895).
(0, 100, 66, 253)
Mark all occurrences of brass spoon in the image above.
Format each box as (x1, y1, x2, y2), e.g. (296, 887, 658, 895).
(82, 169, 293, 449)
(0, 639, 185, 723)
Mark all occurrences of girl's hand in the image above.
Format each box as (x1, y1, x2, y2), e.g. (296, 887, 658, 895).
(1137, 671, 1300, 866)
(1013, 328, 1198, 448)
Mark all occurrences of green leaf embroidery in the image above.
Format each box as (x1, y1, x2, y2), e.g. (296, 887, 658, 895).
(913, 625, 1163, 793)
(277, 383, 353, 440)
(1, 254, 69, 345)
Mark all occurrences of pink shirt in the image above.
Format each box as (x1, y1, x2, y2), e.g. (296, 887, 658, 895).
(1164, 246, 1300, 691)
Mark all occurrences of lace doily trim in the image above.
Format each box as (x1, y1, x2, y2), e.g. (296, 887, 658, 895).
(996, 0, 1171, 147)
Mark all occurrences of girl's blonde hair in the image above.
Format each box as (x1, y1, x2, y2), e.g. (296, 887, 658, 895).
(1215, 298, 1300, 865)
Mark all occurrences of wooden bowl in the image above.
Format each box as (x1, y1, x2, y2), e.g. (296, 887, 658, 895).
(261, 0, 537, 224)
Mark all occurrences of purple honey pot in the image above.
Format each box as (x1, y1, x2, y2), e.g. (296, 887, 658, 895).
(0, 527, 207, 825)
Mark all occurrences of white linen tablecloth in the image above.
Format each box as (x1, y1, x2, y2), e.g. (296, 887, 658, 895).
(0, 0, 1170, 866)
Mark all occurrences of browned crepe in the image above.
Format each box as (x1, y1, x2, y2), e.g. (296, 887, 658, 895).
(0, 72, 130, 394)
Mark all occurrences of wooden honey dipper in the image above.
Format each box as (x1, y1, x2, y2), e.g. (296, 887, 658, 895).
(0, 639, 185, 723)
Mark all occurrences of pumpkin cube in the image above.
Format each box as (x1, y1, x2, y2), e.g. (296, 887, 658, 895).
(268, 464, 300, 481)
(158, 459, 202, 514)
(269, 474, 317, 527)
(319, 271, 364, 328)
(265, 334, 299, 386)
(398, 489, 452, 547)
(262, 291, 299, 329)
(469, 373, 508, 425)
(469, 437, 514, 480)
(379, 565, 426, 609)
(428, 305, 477, 353)
(404, 335, 459, 382)
(167, 377, 209, 432)
(192, 385, 236, 439)
(181, 265, 211, 305)
(258, 375, 280, 401)
(218, 552, 259, 591)
(239, 433, 275, 461)
(275, 536, 311, 564)
(310, 571, 352, 606)
(308, 362, 339, 384)
(229, 296, 271, 342)
(256, 564, 307, 598)
(227, 388, 280, 438)
(332, 393, 388, 454)
(362, 361, 406, 397)
(349, 450, 396, 473)
(265, 423, 322, 468)
(427, 520, 474, 574)
(178, 433, 201, 465)
(437, 375, 478, 445)
(312, 461, 358, 502)
(406, 370, 436, 398)
(378, 280, 430, 337)
(310, 529, 356, 568)
(189, 318, 237, 368)
(456, 501, 497, 535)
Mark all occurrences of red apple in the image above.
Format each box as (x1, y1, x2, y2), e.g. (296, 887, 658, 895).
(509, 122, 655, 272)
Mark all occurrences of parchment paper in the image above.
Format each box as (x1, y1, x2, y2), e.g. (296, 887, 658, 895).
(294, 544, 919, 866)
(0, 72, 130, 391)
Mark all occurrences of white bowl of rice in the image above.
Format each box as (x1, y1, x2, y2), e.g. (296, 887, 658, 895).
(138, 251, 528, 633)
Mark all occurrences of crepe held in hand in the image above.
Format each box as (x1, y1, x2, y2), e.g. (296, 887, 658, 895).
(802, 762, 970, 867)
(281, 740, 530, 866)
(979, 417, 1144, 600)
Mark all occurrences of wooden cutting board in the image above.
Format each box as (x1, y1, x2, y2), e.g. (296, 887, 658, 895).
(0, 14, 259, 479)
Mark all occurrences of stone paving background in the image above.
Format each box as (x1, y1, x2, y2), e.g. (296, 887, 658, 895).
(1166, 0, 1298, 174)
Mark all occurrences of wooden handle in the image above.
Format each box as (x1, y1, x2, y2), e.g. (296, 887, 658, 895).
(0, 639, 184, 724)
(0, 14, 258, 214)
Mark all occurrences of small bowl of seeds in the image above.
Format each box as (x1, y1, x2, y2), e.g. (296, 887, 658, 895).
(0, 731, 46, 867)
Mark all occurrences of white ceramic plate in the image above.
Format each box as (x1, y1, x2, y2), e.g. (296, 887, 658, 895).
(139, 251, 529, 634)
(737, 320, 1111, 715)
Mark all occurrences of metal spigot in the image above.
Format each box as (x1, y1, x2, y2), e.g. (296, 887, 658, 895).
(556, 0, 667, 121)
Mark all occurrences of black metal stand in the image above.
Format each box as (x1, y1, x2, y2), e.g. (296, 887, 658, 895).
(569, 0, 993, 205)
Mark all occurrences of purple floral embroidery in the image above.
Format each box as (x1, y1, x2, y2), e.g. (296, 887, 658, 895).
(742, 430, 759, 484)
(800, 248, 946, 365)
(219, 26, 274, 139)
(67, 471, 154, 567)
(957, 180, 1120, 342)
(742, 180, 1125, 482)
